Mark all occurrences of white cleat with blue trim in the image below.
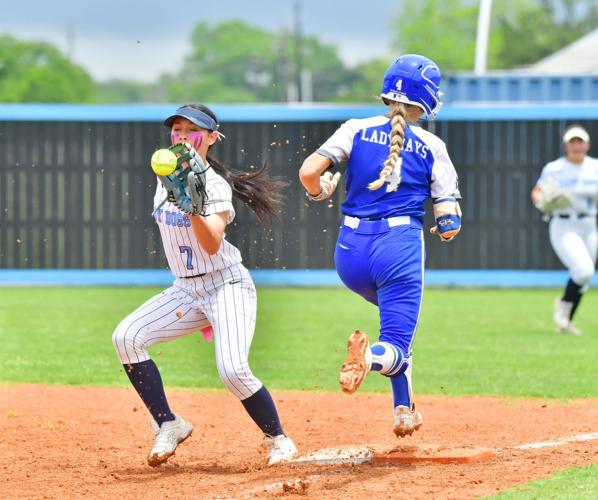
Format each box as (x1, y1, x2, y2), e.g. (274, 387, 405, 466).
(393, 405, 423, 437)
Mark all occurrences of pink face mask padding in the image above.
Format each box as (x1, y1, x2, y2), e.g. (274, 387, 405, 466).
(171, 132, 203, 151)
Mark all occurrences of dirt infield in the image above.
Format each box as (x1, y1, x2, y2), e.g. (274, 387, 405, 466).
(1, 385, 597, 499)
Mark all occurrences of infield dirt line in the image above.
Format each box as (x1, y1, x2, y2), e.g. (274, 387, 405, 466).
(512, 431, 598, 450)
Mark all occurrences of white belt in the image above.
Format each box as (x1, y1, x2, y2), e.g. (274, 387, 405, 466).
(343, 215, 411, 229)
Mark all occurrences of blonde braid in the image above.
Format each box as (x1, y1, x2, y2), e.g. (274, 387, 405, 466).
(368, 101, 407, 191)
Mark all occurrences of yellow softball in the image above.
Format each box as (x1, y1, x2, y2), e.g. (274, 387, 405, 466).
(150, 149, 177, 176)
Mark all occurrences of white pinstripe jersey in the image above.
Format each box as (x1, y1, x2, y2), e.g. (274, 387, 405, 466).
(152, 165, 242, 277)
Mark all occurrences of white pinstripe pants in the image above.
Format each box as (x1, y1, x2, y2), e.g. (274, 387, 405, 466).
(549, 217, 597, 288)
(112, 264, 262, 399)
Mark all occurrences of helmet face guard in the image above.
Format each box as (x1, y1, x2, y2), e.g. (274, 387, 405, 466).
(380, 55, 442, 119)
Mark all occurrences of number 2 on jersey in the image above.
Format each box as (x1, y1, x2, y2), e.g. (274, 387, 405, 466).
(179, 246, 194, 270)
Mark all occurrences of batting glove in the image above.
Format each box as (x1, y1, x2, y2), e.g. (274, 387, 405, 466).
(307, 171, 341, 201)
(430, 197, 462, 242)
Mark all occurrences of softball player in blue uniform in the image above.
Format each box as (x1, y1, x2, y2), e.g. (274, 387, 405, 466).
(299, 54, 462, 437)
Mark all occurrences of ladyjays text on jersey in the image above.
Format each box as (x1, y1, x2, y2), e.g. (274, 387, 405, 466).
(360, 127, 430, 160)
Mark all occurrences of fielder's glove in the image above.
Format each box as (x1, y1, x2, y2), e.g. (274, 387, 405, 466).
(534, 178, 572, 213)
(157, 142, 208, 216)
(307, 171, 341, 201)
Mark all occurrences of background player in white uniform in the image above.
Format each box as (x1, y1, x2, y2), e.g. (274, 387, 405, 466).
(531, 125, 598, 335)
(299, 54, 461, 437)
(112, 104, 297, 466)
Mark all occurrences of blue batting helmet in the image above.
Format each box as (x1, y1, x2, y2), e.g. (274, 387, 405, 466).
(380, 54, 442, 119)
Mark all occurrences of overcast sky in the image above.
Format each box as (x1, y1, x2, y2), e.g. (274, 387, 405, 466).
(0, 0, 398, 82)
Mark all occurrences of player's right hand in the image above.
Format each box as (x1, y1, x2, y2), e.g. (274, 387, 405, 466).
(307, 171, 341, 201)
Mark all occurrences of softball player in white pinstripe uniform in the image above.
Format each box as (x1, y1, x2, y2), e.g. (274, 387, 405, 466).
(112, 104, 297, 467)
(532, 125, 598, 335)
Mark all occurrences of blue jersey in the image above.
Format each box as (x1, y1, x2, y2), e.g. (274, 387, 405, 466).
(317, 115, 460, 219)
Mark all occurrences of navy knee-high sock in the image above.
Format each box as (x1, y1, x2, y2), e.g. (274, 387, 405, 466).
(562, 278, 583, 320)
(241, 385, 284, 437)
(124, 359, 175, 425)
(570, 294, 584, 320)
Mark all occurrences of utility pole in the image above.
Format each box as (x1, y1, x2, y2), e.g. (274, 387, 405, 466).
(66, 22, 75, 61)
(474, 0, 493, 74)
(293, 1, 303, 102)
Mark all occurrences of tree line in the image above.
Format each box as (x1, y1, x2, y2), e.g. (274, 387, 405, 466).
(1, 0, 597, 103)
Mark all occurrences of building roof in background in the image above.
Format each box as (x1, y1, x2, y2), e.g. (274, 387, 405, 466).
(526, 28, 598, 74)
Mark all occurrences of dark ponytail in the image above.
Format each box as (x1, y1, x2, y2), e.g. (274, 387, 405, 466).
(183, 103, 286, 225)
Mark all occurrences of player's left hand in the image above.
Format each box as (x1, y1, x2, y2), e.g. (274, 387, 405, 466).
(534, 179, 572, 213)
(157, 142, 209, 216)
(430, 217, 461, 241)
(430, 199, 462, 242)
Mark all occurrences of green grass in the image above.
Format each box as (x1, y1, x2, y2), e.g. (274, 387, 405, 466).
(1, 286, 597, 496)
(486, 463, 598, 499)
(0, 287, 597, 397)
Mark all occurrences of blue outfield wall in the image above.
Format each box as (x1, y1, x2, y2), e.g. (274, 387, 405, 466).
(2, 102, 598, 122)
(1, 103, 597, 284)
(0, 269, 594, 288)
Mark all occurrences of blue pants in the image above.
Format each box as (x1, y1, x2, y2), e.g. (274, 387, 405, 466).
(334, 217, 424, 357)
